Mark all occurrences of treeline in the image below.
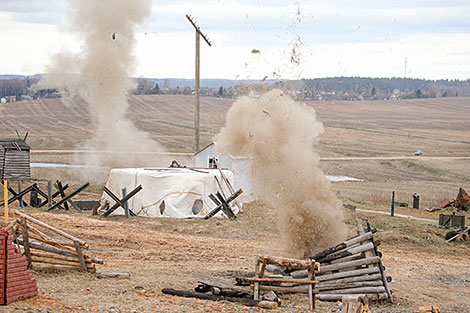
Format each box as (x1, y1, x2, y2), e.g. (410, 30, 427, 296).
(291, 77, 470, 99)
(1, 75, 469, 101)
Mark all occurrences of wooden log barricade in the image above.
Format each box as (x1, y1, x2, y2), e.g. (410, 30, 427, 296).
(6, 210, 103, 272)
(287, 219, 393, 303)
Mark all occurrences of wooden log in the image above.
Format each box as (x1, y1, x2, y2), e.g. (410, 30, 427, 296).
(310, 232, 374, 260)
(30, 251, 91, 264)
(5, 218, 19, 232)
(31, 256, 81, 266)
(251, 284, 311, 294)
(264, 264, 287, 275)
(316, 293, 388, 302)
(26, 231, 77, 252)
(246, 277, 318, 284)
(317, 280, 384, 291)
(74, 240, 87, 271)
(30, 264, 83, 271)
(365, 219, 393, 303)
(96, 272, 130, 278)
(330, 254, 363, 265)
(318, 257, 380, 274)
(26, 223, 53, 241)
(16, 238, 103, 264)
(161, 288, 276, 309)
(321, 286, 385, 294)
(257, 256, 313, 270)
(317, 273, 382, 286)
(197, 276, 252, 294)
(310, 267, 380, 282)
(318, 242, 375, 263)
(14, 210, 88, 248)
(21, 218, 32, 267)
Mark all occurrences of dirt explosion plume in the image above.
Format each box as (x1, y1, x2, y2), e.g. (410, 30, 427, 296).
(215, 89, 347, 257)
(38, 0, 163, 181)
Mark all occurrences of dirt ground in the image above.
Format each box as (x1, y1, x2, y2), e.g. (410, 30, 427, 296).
(1, 95, 470, 312)
(0, 200, 468, 313)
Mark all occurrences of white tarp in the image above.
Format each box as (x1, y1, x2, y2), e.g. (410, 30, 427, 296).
(101, 168, 238, 218)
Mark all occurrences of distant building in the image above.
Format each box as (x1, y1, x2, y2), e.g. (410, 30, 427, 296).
(8, 96, 16, 103)
(194, 142, 255, 202)
(21, 95, 33, 101)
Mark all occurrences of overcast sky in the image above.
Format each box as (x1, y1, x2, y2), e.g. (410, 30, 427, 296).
(1, 0, 470, 80)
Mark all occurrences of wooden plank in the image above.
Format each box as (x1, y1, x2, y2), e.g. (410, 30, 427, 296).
(74, 240, 87, 271)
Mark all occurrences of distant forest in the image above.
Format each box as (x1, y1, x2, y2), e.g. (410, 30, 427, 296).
(1, 75, 469, 101)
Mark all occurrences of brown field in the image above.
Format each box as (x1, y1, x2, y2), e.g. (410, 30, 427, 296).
(1, 95, 470, 312)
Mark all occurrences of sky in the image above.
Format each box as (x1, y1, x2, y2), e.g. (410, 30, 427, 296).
(1, 0, 470, 80)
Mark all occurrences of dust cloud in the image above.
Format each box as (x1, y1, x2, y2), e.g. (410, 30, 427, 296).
(38, 0, 164, 182)
(215, 89, 347, 257)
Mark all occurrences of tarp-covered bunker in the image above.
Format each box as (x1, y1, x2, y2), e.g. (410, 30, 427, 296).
(101, 167, 238, 218)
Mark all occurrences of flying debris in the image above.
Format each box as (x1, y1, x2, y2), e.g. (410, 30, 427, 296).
(263, 110, 271, 117)
(251, 49, 260, 54)
(112, 32, 116, 40)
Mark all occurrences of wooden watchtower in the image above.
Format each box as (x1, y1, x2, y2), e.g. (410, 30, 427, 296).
(0, 138, 31, 181)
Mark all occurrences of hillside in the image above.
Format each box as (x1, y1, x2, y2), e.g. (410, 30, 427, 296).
(0, 95, 469, 156)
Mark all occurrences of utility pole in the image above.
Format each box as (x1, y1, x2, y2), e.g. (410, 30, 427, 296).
(186, 15, 212, 153)
(404, 57, 407, 78)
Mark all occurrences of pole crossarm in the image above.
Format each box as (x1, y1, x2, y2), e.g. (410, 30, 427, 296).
(186, 15, 212, 47)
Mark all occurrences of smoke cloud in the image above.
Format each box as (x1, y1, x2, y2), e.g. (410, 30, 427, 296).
(38, 0, 163, 180)
(215, 89, 347, 257)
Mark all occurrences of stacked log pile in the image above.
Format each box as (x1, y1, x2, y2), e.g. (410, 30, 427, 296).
(292, 219, 393, 302)
(6, 210, 103, 272)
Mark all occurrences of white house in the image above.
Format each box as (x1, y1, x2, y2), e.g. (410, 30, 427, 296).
(194, 142, 255, 202)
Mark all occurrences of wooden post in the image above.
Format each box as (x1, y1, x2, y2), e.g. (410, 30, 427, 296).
(186, 14, 211, 153)
(122, 187, 130, 219)
(48, 181, 53, 209)
(195, 30, 200, 153)
(21, 218, 32, 267)
(4, 180, 8, 224)
(74, 240, 87, 271)
(391, 191, 395, 217)
(253, 258, 261, 300)
(18, 180, 23, 208)
(308, 260, 315, 310)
